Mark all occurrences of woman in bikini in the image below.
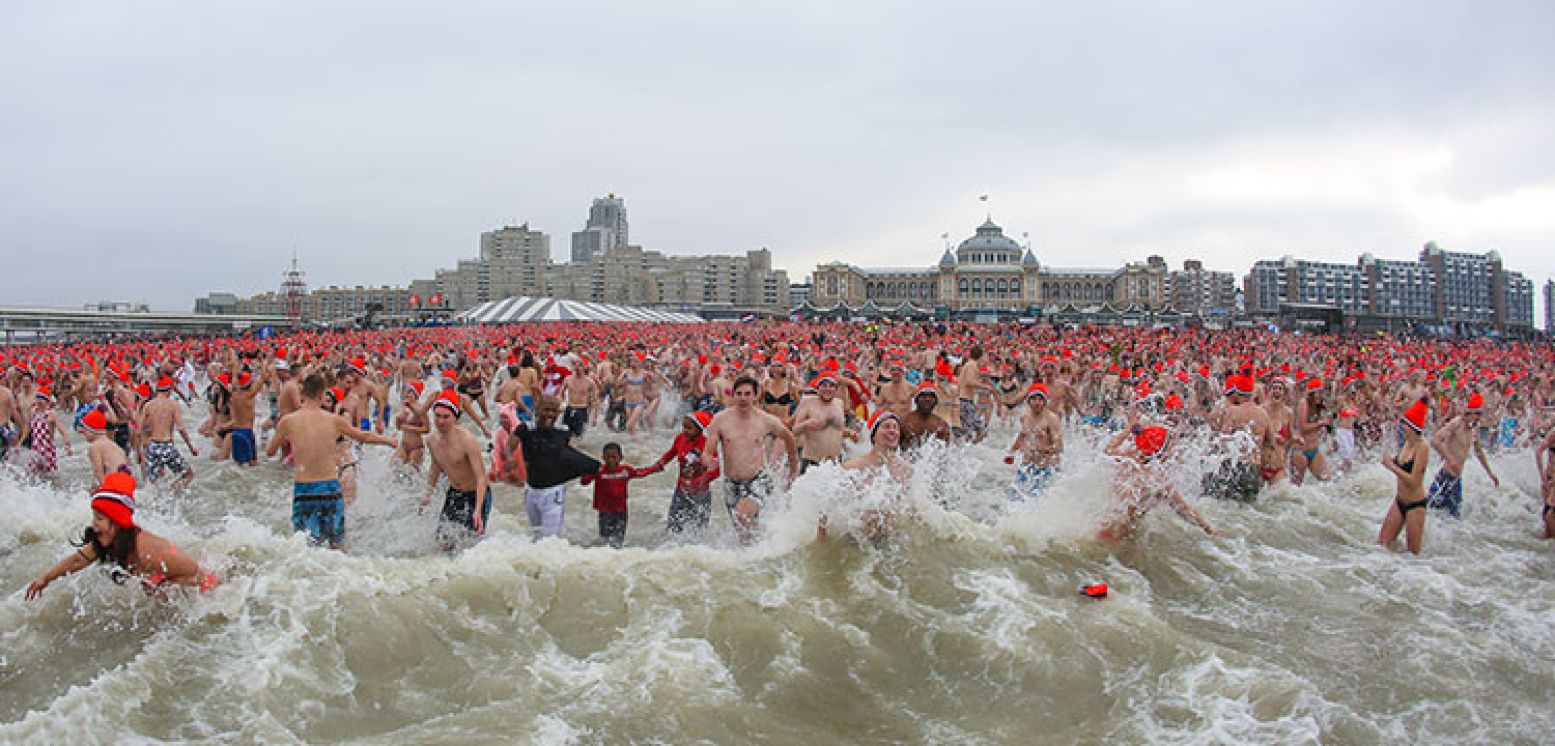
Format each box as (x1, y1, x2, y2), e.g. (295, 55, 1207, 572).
(25, 472, 216, 600)
(760, 360, 799, 426)
(1291, 378, 1334, 485)
(456, 358, 490, 424)
(621, 358, 649, 435)
(394, 381, 430, 470)
(1378, 399, 1431, 554)
(1261, 378, 1294, 484)
(324, 387, 361, 506)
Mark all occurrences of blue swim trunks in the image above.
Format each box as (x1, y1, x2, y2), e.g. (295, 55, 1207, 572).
(293, 479, 345, 547)
(1011, 464, 1055, 501)
(1426, 469, 1463, 519)
(230, 427, 256, 464)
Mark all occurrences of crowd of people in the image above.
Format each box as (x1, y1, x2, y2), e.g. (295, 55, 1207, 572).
(7, 320, 1555, 599)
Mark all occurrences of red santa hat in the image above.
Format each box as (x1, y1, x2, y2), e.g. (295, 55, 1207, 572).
(431, 389, 462, 418)
(91, 472, 137, 529)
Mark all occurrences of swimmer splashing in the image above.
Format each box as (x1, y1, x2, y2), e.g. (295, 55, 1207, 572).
(25, 472, 217, 599)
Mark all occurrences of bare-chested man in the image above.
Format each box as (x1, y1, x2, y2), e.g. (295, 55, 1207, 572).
(563, 366, 598, 439)
(701, 376, 799, 544)
(1425, 391, 1500, 519)
(139, 377, 199, 490)
(875, 360, 915, 418)
(421, 390, 490, 550)
(821, 410, 914, 541)
(900, 382, 952, 452)
(264, 372, 396, 548)
(79, 409, 130, 485)
(266, 361, 302, 455)
(955, 346, 993, 443)
(1203, 374, 1272, 502)
(1005, 383, 1063, 500)
(227, 369, 264, 466)
(791, 373, 859, 473)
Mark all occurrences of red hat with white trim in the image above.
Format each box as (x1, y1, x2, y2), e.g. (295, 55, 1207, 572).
(91, 472, 137, 529)
(867, 409, 899, 442)
(431, 389, 462, 418)
(1025, 382, 1048, 401)
(686, 410, 713, 432)
(1401, 398, 1429, 433)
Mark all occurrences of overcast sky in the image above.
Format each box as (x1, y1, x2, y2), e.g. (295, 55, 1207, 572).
(2, 1, 1552, 321)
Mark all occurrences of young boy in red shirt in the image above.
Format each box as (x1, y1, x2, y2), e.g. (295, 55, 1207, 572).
(580, 442, 651, 548)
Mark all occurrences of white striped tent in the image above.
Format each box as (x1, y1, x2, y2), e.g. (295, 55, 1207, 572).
(457, 296, 703, 325)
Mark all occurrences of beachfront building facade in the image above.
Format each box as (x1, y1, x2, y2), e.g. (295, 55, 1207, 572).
(1242, 242, 1536, 334)
(230, 285, 415, 323)
(547, 244, 789, 312)
(1168, 259, 1238, 316)
(808, 218, 1168, 314)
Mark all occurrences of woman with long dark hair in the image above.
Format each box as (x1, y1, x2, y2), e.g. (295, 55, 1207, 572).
(1378, 399, 1432, 555)
(24, 472, 215, 599)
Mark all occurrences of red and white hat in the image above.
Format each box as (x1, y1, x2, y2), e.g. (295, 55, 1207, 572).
(686, 410, 713, 432)
(914, 381, 940, 399)
(91, 472, 137, 529)
(431, 389, 462, 418)
(1401, 399, 1429, 433)
(867, 409, 899, 442)
(1025, 382, 1048, 401)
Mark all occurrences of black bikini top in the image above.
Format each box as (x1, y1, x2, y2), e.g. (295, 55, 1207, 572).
(1394, 453, 1415, 473)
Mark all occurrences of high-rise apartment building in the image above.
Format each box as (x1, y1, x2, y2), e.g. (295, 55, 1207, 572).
(1243, 243, 1535, 334)
(570, 194, 629, 263)
(1168, 259, 1237, 316)
(1545, 280, 1554, 333)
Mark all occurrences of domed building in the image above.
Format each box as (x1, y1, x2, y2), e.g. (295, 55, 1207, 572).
(810, 216, 1167, 315)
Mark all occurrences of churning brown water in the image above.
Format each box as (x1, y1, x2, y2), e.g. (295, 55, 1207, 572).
(3, 413, 1553, 744)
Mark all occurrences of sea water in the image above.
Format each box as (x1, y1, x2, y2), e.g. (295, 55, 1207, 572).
(2, 410, 1552, 744)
